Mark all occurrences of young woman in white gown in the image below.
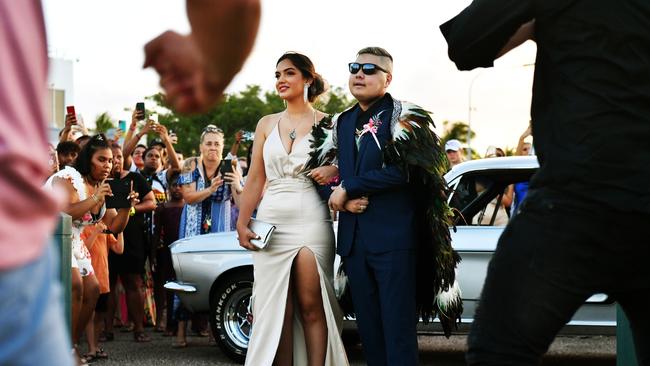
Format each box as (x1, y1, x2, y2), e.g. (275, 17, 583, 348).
(236, 52, 360, 365)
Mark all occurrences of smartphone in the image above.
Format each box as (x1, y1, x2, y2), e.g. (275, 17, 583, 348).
(220, 158, 233, 176)
(118, 120, 127, 132)
(66, 106, 77, 124)
(135, 102, 146, 121)
(105, 178, 132, 209)
(242, 131, 255, 141)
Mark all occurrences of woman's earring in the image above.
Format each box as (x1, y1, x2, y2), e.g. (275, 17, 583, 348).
(304, 83, 310, 103)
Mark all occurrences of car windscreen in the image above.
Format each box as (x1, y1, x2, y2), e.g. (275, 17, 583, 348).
(449, 168, 536, 226)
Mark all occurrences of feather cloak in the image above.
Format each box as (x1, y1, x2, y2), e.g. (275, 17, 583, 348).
(303, 99, 462, 337)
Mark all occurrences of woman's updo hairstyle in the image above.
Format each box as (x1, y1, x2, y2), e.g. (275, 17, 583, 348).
(75, 133, 110, 176)
(276, 52, 326, 103)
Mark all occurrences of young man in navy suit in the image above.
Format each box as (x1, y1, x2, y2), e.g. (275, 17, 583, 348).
(328, 47, 419, 366)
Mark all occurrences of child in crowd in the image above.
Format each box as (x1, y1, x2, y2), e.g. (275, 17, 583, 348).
(82, 222, 124, 361)
(151, 171, 186, 344)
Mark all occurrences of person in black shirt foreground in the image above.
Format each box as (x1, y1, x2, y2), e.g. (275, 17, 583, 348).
(441, 1, 650, 365)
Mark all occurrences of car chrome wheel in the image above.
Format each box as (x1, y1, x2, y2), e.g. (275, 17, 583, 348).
(223, 287, 252, 348)
(210, 269, 254, 363)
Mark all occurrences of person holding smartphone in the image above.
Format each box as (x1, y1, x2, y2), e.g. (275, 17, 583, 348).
(103, 143, 157, 344)
(178, 125, 242, 238)
(45, 134, 140, 362)
(170, 126, 242, 346)
(60, 106, 90, 144)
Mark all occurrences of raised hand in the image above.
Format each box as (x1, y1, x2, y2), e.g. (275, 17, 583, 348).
(234, 130, 244, 143)
(65, 113, 78, 129)
(127, 180, 140, 208)
(153, 123, 170, 140)
(131, 108, 145, 125)
(141, 119, 156, 135)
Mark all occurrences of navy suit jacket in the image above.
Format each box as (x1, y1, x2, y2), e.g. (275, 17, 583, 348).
(334, 96, 417, 257)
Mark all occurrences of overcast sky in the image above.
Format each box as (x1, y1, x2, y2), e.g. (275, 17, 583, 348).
(43, 0, 537, 154)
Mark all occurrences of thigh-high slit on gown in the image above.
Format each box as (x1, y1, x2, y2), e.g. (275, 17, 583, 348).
(244, 122, 349, 365)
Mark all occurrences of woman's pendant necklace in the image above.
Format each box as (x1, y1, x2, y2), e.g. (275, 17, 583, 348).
(285, 109, 314, 141)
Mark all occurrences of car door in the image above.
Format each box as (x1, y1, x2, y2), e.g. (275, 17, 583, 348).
(447, 168, 535, 322)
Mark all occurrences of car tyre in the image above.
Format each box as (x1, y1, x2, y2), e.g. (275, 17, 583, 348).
(210, 269, 254, 364)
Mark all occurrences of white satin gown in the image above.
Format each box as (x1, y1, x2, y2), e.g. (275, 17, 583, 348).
(244, 121, 349, 365)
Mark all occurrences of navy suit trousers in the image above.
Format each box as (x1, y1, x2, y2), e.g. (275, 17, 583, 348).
(344, 230, 419, 366)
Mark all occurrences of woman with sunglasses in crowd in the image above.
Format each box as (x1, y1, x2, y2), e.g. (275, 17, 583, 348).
(236, 52, 352, 366)
(45, 134, 139, 365)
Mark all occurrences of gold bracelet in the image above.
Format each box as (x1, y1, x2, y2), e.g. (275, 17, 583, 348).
(90, 194, 99, 204)
(129, 207, 136, 216)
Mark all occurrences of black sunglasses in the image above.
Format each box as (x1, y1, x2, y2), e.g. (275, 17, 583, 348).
(348, 62, 389, 75)
(200, 124, 223, 141)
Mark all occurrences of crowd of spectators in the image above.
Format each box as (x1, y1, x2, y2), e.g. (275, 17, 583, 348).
(47, 105, 247, 364)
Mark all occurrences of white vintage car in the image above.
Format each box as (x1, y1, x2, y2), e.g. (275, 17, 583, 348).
(166, 156, 615, 363)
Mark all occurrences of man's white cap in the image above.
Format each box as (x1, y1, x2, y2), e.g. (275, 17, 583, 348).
(445, 139, 462, 152)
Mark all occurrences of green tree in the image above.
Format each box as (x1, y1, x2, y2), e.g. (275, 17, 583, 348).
(145, 85, 280, 156)
(314, 86, 355, 115)
(94, 112, 116, 133)
(440, 120, 475, 145)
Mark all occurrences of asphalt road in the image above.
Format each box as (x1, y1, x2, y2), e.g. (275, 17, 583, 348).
(94, 328, 615, 366)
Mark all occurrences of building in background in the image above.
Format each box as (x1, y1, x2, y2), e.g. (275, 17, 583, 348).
(47, 56, 74, 144)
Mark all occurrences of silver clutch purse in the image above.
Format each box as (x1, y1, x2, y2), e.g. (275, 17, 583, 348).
(249, 218, 276, 249)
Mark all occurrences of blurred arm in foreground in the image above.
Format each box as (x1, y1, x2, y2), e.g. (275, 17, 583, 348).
(143, 0, 261, 114)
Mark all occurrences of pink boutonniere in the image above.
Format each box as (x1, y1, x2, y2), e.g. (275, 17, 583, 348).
(357, 113, 384, 149)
